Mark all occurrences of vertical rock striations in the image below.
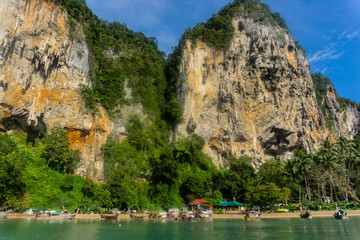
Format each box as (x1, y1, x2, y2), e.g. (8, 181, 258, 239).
(176, 13, 360, 166)
(0, 0, 112, 180)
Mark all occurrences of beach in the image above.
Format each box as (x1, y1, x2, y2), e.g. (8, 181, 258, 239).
(5, 210, 360, 220)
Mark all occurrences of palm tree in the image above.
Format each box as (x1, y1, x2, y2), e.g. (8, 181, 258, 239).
(290, 149, 313, 202)
(316, 139, 338, 202)
(335, 137, 357, 202)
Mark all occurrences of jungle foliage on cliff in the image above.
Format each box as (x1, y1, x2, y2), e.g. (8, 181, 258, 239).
(182, 0, 289, 50)
(3, 122, 360, 212)
(52, 0, 175, 122)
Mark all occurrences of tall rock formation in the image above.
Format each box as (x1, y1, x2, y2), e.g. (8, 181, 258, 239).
(0, 0, 112, 180)
(0, 0, 359, 178)
(176, 12, 360, 166)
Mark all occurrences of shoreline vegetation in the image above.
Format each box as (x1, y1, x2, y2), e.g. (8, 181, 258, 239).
(5, 210, 360, 220)
(2, 0, 360, 214)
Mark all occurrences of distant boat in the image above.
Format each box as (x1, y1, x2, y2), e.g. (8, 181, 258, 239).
(36, 213, 76, 220)
(333, 206, 348, 219)
(196, 208, 213, 220)
(152, 212, 167, 219)
(179, 211, 195, 221)
(167, 208, 180, 220)
(101, 213, 119, 220)
(299, 207, 312, 219)
(244, 210, 262, 220)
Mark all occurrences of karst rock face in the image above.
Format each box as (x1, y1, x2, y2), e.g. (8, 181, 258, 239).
(0, 0, 114, 180)
(0, 0, 359, 178)
(176, 15, 360, 166)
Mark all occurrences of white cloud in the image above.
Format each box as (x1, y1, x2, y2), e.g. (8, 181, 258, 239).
(337, 31, 347, 40)
(346, 30, 359, 39)
(309, 28, 359, 65)
(308, 44, 345, 64)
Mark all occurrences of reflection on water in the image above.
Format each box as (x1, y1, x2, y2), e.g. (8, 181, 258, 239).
(0, 217, 358, 240)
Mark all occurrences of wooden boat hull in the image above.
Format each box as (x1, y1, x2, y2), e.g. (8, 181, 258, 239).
(180, 212, 195, 221)
(244, 211, 262, 220)
(36, 214, 76, 220)
(101, 214, 119, 220)
(197, 213, 213, 220)
(300, 211, 311, 219)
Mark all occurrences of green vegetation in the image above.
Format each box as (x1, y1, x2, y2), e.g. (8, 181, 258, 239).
(181, 0, 289, 50)
(0, 129, 107, 212)
(2, 0, 360, 213)
(4, 122, 360, 212)
(52, 0, 167, 119)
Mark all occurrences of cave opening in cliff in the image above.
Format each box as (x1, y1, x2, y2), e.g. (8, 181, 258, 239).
(1, 114, 47, 145)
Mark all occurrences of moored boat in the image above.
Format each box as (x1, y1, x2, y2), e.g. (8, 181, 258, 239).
(333, 206, 348, 219)
(244, 210, 262, 220)
(167, 208, 180, 220)
(299, 207, 312, 219)
(36, 213, 76, 220)
(179, 211, 195, 221)
(101, 213, 119, 220)
(154, 212, 168, 219)
(196, 208, 213, 220)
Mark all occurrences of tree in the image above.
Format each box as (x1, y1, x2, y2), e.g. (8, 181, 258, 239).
(257, 158, 289, 188)
(41, 127, 80, 174)
(245, 183, 290, 209)
(0, 134, 17, 156)
(214, 156, 255, 202)
(315, 139, 338, 202)
(125, 115, 149, 151)
(164, 98, 183, 125)
(0, 154, 26, 209)
(288, 149, 314, 201)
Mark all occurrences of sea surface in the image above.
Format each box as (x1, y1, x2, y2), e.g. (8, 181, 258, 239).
(1, 217, 359, 240)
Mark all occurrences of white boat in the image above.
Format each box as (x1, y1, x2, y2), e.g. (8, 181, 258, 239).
(180, 211, 195, 221)
(197, 209, 213, 219)
(167, 208, 180, 219)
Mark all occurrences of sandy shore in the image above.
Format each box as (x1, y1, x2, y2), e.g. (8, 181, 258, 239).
(214, 210, 360, 219)
(5, 210, 360, 220)
(5, 213, 131, 220)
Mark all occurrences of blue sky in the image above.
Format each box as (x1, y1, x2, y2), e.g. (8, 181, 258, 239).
(86, 0, 360, 103)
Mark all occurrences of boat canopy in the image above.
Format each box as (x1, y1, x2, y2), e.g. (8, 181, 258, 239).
(190, 199, 209, 205)
(219, 201, 246, 207)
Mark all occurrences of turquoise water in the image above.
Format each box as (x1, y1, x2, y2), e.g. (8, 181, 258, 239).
(0, 217, 359, 240)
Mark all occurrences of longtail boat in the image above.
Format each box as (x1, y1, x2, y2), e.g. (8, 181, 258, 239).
(101, 213, 119, 220)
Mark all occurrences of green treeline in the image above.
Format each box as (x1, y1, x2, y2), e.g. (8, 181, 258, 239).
(2, 121, 360, 212)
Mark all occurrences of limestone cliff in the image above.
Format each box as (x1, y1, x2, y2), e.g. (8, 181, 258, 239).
(176, 13, 360, 166)
(0, 0, 114, 180)
(319, 81, 360, 139)
(1, 0, 359, 179)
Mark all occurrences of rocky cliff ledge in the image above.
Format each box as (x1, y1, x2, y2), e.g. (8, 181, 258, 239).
(176, 14, 360, 166)
(0, 0, 114, 180)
